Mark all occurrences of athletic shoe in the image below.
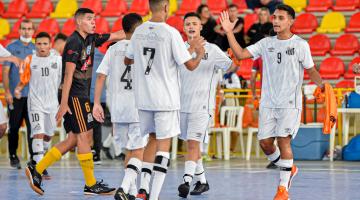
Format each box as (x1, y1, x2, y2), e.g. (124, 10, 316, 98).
(266, 162, 278, 169)
(102, 146, 113, 160)
(115, 153, 126, 161)
(42, 169, 51, 180)
(84, 180, 115, 195)
(190, 181, 210, 195)
(128, 195, 136, 200)
(273, 186, 289, 200)
(178, 182, 190, 198)
(93, 154, 102, 165)
(288, 165, 298, 189)
(10, 154, 21, 169)
(136, 189, 149, 200)
(25, 161, 44, 195)
(114, 188, 129, 200)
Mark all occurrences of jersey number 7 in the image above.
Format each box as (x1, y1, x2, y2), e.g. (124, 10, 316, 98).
(143, 47, 156, 75)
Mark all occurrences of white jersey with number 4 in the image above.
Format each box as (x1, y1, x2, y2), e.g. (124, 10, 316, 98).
(247, 35, 314, 109)
(96, 40, 139, 123)
(126, 21, 192, 111)
(180, 42, 232, 114)
(26, 54, 62, 113)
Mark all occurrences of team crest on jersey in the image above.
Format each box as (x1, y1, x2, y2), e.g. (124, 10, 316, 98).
(87, 113, 93, 123)
(286, 48, 295, 55)
(86, 45, 92, 55)
(268, 47, 275, 52)
(81, 49, 87, 60)
(202, 53, 208, 60)
(51, 62, 57, 69)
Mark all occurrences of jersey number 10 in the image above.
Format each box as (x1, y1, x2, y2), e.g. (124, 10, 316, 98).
(41, 67, 49, 76)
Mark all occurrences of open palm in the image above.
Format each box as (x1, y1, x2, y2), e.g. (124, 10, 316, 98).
(220, 11, 238, 33)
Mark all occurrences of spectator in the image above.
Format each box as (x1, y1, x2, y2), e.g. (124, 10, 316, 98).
(90, 48, 107, 165)
(215, 4, 246, 51)
(247, 7, 273, 45)
(2, 19, 35, 169)
(246, 0, 282, 14)
(197, 4, 218, 43)
(52, 33, 68, 56)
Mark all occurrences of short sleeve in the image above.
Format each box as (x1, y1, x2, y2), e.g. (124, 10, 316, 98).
(63, 39, 81, 64)
(171, 29, 192, 65)
(94, 33, 110, 47)
(57, 56, 63, 87)
(97, 47, 111, 75)
(0, 44, 11, 57)
(299, 41, 314, 69)
(246, 37, 266, 59)
(125, 39, 134, 60)
(212, 45, 232, 71)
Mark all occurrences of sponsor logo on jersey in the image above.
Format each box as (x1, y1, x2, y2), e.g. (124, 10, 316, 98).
(34, 123, 41, 131)
(268, 47, 275, 52)
(202, 53, 208, 60)
(32, 65, 38, 69)
(51, 62, 57, 69)
(87, 113, 93, 123)
(286, 48, 295, 56)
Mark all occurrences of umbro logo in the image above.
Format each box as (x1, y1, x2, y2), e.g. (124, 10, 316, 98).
(202, 53, 208, 60)
(286, 48, 295, 55)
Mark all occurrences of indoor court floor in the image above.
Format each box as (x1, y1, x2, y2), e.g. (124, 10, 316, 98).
(0, 157, 359, 200)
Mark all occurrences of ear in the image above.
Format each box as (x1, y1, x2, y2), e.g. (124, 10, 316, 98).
(164, 3, 169, 13)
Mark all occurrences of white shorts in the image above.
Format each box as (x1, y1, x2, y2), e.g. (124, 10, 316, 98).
(258, 107, 301, 140)
(113, 122, 148, 150)
(29, 111, 56, 137)
(138, 110, 180, 139)
(0, 103, 7, 124)
(179, 112, 211, 143)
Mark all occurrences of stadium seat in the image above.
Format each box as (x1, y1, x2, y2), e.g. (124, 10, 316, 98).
(208, 0, 228, 15)
(319, 57, 345, 79)
(333, 0, 360, 11)
(306, 0, 332, 12)
(308, 34, 331, 56)
(0, 18, 10, 39)
(236, 58, 254, 79)
(166, 15, 184, 34)
(176, 0, 201, 16)
(345, 12, 360, 32)
(62, 18, 76, 36)
(0, 1, 5, 16)
(95, 17, 110, 34)
(6, 18, 22, 39)
(111, 17, 123, 32)
(0, 39, 10, 47)
(169, 0, 178, 16)
(330, 34, 360, 56)
(98, 41, 111, 54)
(283, 0, 306, 12)
(317, 12, 346, 33)
(232, 0, 248, 12)
(301, 108, 314, 123)
(2, 0, 28, 18)
(336, 80, 354, 88)
(101, 0, 127, 17)
(244, 14, 258, 34)
(291, 13, 318, 34)
(316, 107, 326, 123)
(50, 0, 78, 18)
(26, 0, 53, 18)
(81, 0, 102, 15)
(36, 18, 60, 36)
(344, 57, 360, 79)
(128, 0, 149, 16)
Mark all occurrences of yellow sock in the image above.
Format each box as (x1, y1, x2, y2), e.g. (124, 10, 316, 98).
(35, 147, 62, 175)
(77, 153, 96, 187)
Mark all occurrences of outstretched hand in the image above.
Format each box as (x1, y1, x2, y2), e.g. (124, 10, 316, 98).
(220, 11, 238, 34)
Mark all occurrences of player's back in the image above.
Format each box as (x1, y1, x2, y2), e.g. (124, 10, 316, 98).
(128, 21, 191, 111)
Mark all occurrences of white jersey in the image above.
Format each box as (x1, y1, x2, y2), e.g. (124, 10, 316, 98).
(247, 35, 314, 109)
(180, 42, 232, 113)
(27, 54, 62, 113)
(126, 21, 192, 111)
(97, 40, 139, 123)
(0, 44, 11, 57)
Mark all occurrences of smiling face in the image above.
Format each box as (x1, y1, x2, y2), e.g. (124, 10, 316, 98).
(77, 13, 96, 34)
(35, 37, 51, 57)
(272, 9, 294, 34)
(184, 16, 202, 39)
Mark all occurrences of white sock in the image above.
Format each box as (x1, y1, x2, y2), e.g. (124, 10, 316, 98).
(32, 138, 44, 163)
(102, 133, 113, 148)
(201, 142, 209, 154)
(121, 158, 142, 194)
(278, 159, 293, 190)
(129, 181, 138, 196)
(43, 141, 50, 152)
(183, 160, 197, 184)
(266, 146, 281, 165)
(149, 152, 170, 200)
(195, 159, 207, 184)
(140, 162, 153, 193)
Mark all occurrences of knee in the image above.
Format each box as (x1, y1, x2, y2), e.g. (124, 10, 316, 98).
(187, 140, 199, 152)
(0, 124, 7, 138)
(259, 140, 275, 153)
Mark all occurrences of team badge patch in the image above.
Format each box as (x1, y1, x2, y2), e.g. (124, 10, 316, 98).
(51, 62, 57, 69)
(87, 113, 93, 123)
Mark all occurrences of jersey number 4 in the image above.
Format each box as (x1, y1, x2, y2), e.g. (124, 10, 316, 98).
(143, 47, 155, 75)
(121, 65, 132, 90)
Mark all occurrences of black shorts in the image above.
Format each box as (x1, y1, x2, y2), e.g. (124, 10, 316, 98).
(64, 97, 94, 134)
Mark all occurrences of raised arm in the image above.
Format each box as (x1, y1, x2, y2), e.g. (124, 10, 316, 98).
(109, 30, 126, 41)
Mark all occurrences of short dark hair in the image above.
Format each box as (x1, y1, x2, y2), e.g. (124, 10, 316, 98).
(122, 13, 143, 33)
(228, 4, 238, 9)
(196, 4, 208, 14)
(149, 0, 169, 12)
(54, 33, 67, 42)
(74, 8, 94, 18)
(275, 4, 295, 19)
(184, 12, 201, 21)
(35, 32, 51, 41)
(20, 19, 35, 29)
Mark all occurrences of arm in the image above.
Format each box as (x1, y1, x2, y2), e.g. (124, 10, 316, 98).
(306, 67, 324, 88)
(250, 70, 257, 99)
(2, 66, 13, 106)
(14, 82, 26, 99)
(226, 62, 238, 73)
(108, 30, 126, 41)
(124, 57, 134, 65)
(56, 62, 75, 122)
(0, 56, 23, 67)
(233, 23, 243, 34)
(93, 74, 107, 122)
